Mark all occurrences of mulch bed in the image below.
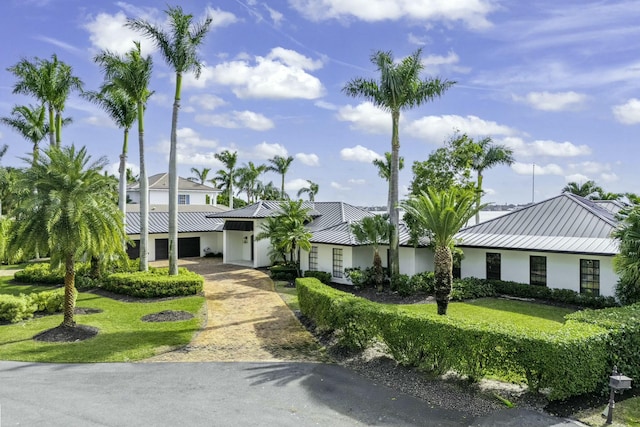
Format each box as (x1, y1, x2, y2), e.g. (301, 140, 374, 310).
(33, 325, 99, 342)
(328, 283, 435, 305)
(141, 310, 194, 322)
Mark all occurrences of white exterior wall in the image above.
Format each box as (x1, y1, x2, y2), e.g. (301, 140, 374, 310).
(303, 244, 354, 285)
(128, 231, 221, 261)
(129, 189, 218, 205)
(460, 248, 618, 297)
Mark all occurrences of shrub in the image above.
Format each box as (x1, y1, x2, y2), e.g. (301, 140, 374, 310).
(391, 273, 412, 296)
(411, 271, 435, 294)
(203, 251, 222, 258)
(344, 267, 367, 287)
(303, 270, 332, 285)
(0, 294, 36, 323)
(269, 264, 298, 282)
(27, 288, 65, 314)
(450, 277, 496, 301)
(14, 263, 64, 284)
(103, 267, 204, 298)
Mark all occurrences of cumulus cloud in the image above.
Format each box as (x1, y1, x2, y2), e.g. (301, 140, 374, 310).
(188, 47, 325, 98)
(600, 172, 619, 183)
(568, 161, 611, 174)
(421, 51, 469, 75)
(289, 0, 496, 30)
(503, 137, 591, 157)
(315, 100, 338, 110)
(512, 162, 563, 175)
(156, 127, 220, 165)
(251, 142, 288, 159)
(83, 10, 157, 55)
(331, 181, 350, 191)
(336, 102, 391, 134)
(340, 145, 382, 163)
(285, 178, 309, 192)
(195, 110, 274, 131)
(205, 6, 239, 28)
(564, 173, 590, 183)
(295, 152, 319, 166)
(406, 115, 516, 143)
(613, 98, 640, 124)
(514, 91, 588, 111)
(185, 94, 226, 112)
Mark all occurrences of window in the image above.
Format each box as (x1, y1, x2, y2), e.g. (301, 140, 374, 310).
(530, 256, 547, 286)
(486, 253, 501, 280)
(309, 246, 318, 271)
(332, 248, 343, 278)
(178, 194, 190, 205)
(580, 259, 600, 296)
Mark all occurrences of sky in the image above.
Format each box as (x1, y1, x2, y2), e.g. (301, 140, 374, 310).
(1, 0, 639, 207)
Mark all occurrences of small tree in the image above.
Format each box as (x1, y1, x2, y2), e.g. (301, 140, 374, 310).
(613, 206, 640, 304)
(296, 180, 319, 202)
(351, 215, 391, 291)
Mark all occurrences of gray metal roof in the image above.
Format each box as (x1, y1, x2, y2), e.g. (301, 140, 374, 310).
(456, 193, 619, 255)
(310, 219, 429, 247)
(126, 211, 224, 235)
(128, 173, 220, 193)
(207, 200, 322, 219)
(593, 200, 627, 215)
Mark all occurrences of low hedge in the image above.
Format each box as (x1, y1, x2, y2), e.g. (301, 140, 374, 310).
(270, 264, 298, 282)
(14, 263, 66, 284)
(102, 267, 204, 298)
(296, 277, 610, 400)
(303, 270, 331, 285)
(0, 288, 65, 323)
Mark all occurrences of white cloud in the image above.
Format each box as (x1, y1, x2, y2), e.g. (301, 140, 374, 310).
(185, 94, 226, 112)
(600, 172, 619, 183)
(189, 48, 325, 98)
(205, 6, 239, 28)
(340, 145, 382, 163)
(515, 91, 588, 111)
(156, 127, 220, 166)
(408, 32, 428, 46)
(315, 100, 338, 110)
(285, 178, 308, 192)
(421, 51, 469, 75)
(613, 98, 640, 124)
(512, 162, 563, 175)
(83, 10, 157, 55)
(348, 178, 366, 185)
(263, 4, 285, 27)
(503, 137, 591, 157)
(568, 161, 611, 174)
(107, 161, 138, 178)
(33, 35, 81, 54)
(251, 142, 288, 159)
(565, 173, 590, 183)
(406, 115, 516, 143)
(336, 102, 391, 134)
(331, 181, 350, 191)
(289, 0, 496, 30)
(195, 110, 274, 131)
(295, 152, 319, 166)
(83, 114, 117, 128)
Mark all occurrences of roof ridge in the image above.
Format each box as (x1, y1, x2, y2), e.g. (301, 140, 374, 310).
(564, 193, 618, 227)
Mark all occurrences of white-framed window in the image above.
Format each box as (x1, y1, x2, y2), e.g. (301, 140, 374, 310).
(178, 194, 190, 205)
(332, 248, 343, 278)
(309, 246, 318, 271)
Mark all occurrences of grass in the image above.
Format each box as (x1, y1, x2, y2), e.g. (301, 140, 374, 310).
(274, 280, 300, 311)
(0, 275, 205, 362)
(398, 298, 575, 333)
(575, 396, 640, 427)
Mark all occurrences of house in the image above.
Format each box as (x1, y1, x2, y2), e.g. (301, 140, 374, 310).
(127, 173, 221, 206)
(208, 201, 434, 284)
(455, 193, 622, 297)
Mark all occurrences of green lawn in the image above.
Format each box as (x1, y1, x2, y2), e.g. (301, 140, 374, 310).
(576, 396, 640, 427)
(0, 276, 205, 362)
(398, 298, 575, 333)
(274, 280, 300, 311)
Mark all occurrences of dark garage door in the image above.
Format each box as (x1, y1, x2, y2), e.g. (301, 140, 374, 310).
(178, 237, 200, 258)
(127, 240, 140, 260)
(155, 239, 169, 260)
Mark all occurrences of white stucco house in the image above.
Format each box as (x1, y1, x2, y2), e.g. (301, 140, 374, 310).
(127, 173, 221, 206)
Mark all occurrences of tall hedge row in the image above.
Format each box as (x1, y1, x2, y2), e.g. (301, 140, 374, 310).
(296, 277, 610, 400)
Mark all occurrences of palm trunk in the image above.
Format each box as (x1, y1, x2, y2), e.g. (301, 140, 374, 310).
(47, 104, 55, 147)
(138, 101, 149, 272)
(168, 73, 181, 276)
(228, 174, 234, 209)
(119, 129, 129, 249)
(62, 254, 77, 327)
(475, 171, 483, 225)
(434, 245, 453, 315)
(389, 110, 401, 277)
(373, 249, 384, 292)
(281, 174, 285, 200)
(55, 111, 62, 148)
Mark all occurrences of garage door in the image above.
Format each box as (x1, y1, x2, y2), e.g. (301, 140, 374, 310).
(155, 239, 169, 260)
(178, 237, 200, 258)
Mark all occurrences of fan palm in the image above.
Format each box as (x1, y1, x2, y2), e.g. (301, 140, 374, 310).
(128, 5, 212, 276)
(94, 42, 153, 271)
(213, 150, 238, 208)
(10, 145, 125, 327)
(351, 215, 391, 291)
(343, 49, 455, 277)
(266, 155, 294, 199)
(297, 180, 319, 202)
(401, 188, 480, 315)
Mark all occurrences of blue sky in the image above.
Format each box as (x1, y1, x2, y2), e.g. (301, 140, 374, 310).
(1, 0, 639, 207)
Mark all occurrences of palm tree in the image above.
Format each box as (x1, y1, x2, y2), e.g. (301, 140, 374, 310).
(562, 180, 602, 200)
(256, 180, 283, 201)
(596, 190, 622, 201)
(343, 49, 455, 278)
(128, 5, 212, 276)
(10, 145, 125, 328)
(468, 137, 514, 224)
(266, 155, 294, 199)
(95, 42, 153, 271)
(189, 167, 211, 184)
(401, 188, 480, 315)
(351, 215, 391, 291)
(0, 104, 49, 164)
(8, 54, 83, 147)
(214, 150, 238, 209)
(297, 180, 319, 201)
(236, 161, 266, 203)
(82, 87, 137, 233)
(626, 193, 640, 205)
(373, 152, 404, 214)
(612, 206, 640, 304)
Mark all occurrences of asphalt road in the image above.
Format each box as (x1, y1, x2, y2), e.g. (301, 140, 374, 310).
(0, 361, 581, 427)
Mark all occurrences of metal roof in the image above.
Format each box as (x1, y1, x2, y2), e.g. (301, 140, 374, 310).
(128, 173, 220, 193)
(126, 211, 224, 235)
(310, 219, 430, 247)
(207, 200, 322, 219)
(456, 193, 619, 255)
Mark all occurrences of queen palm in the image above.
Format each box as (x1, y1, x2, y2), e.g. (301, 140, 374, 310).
(214, 150, 238, 208)
(8, 54, 83, 147)
(10, 145, 125, 328)
(468, 137, 514, 224)
(95, 42, 153, 271)
(373, 152, 404, 215)
(297, 180, 319, 201)
(128, 5, 212, 276)
(0, 104, 50, 164)
(82, 87, 137, 232)
(401, 188, 480, 315)
(351, 215, 391, 291)
(236, 161, 266, 203)
(189, 167, 210, 184)
(343, 49, 454, 278)
(266, 155, 294, 199)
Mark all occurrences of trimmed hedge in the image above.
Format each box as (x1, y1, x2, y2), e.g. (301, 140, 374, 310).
(296, 277, 610, 400)
(14, 263, 65, 284)
(303, 270, 332, 285)
(270, 264, 298, 282)
(102, 267, 204, 298)
(0, 288, 65, 323)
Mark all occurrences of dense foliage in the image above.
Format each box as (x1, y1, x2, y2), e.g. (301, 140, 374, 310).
(103, 267, 203, 298)
(0, 288, 65, 323)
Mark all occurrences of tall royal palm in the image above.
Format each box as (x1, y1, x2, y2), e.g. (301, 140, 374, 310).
(297, 180, 319, 202)
(266, 155, 294, 199)
(8, 54, 83, 147)
(401, 188, 480, 315)
(83, 87, 137, 234)
(469, 137, 514, 224)
(128, 5, 212, 276)
(214, 150, 238, 208)
(343, 49, 454, 277)
(0, 104, 50, 164)
(95, 42, 153, 271)
(373, 152, 404, 215)
(10, 145, 125, 328)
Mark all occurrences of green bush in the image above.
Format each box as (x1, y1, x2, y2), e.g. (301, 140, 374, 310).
(27, 288, 65, 314)
(450, 277, 496, 301)
(410, 271, 435, 294)
(391, 273, 412, 296)
(303, 270, 332, 285)
(103, 267, 204, 298)
(0, 294, 36, 323)
(344, 267, 367, 287)
(297, 277, 610, 400)
(14, 263, 64, 284)
(269, 264, 298, 282)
